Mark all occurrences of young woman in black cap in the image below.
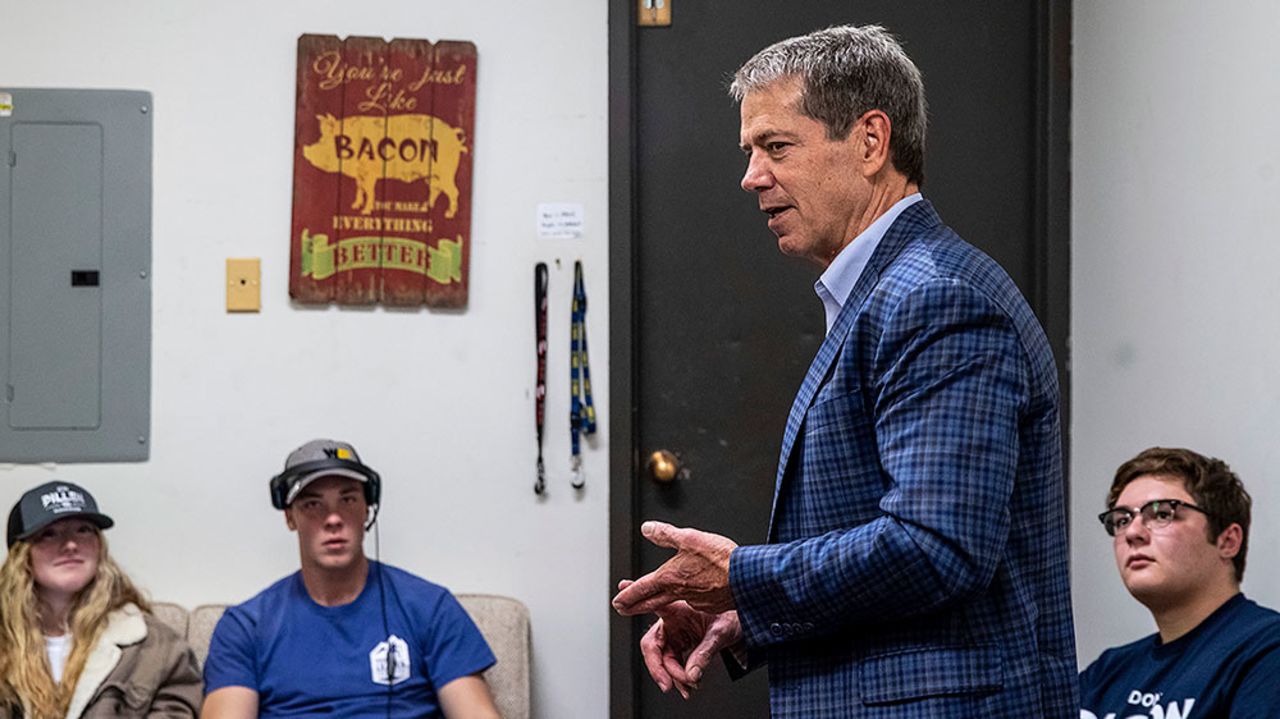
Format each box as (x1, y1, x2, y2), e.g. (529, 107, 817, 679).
(0, 481, 201, 717)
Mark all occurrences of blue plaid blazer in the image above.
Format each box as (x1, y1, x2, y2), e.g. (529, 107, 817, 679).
(729, 201, 1078, 717)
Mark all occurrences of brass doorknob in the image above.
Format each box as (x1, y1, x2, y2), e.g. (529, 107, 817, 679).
(647, 449, 681, 483)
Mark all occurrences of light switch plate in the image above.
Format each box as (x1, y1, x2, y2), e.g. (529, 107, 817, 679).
(226, 258, 261, 312)
(637, 0, 672, 26)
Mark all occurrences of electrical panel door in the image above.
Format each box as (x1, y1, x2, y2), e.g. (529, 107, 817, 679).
(0, 89, 152, 462)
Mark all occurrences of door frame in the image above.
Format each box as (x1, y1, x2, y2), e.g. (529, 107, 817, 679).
(607, 4, 1073, 716)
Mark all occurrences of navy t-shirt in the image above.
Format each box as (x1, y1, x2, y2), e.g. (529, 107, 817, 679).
(204, 562, 495, 718)
(1079, 593, 1280, 719)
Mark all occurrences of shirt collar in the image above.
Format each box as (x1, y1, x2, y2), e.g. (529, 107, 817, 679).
(814, 193, 922, 335)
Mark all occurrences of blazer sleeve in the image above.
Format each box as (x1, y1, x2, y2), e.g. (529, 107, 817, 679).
(731, 278, 1027, 648)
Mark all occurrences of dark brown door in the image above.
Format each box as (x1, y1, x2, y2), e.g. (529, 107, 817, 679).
(609, 3, 1071, 718)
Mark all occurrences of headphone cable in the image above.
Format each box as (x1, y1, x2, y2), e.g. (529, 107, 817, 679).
(375, 516, 393, 719)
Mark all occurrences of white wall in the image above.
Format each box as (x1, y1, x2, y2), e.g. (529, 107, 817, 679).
(1072, 0, 1280, 667)
(0, 1, 608, 716)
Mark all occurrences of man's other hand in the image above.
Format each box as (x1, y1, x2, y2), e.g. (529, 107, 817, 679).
(636, 598, 743, 698)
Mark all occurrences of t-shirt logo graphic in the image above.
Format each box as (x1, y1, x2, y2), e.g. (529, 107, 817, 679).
(369, 634, 410, 686)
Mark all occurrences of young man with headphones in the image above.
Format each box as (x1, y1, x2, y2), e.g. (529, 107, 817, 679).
(201, 439, 500, 719)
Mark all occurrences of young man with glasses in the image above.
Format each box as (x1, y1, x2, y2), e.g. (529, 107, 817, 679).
(1080, 447, 1280, 718)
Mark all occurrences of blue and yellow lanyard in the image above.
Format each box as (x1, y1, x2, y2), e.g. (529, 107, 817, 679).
(569, 260, 596, 489)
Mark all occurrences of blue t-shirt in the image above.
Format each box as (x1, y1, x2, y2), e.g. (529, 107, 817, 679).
(1079, 593, 1280, 719)
(204, 562, 495, 718)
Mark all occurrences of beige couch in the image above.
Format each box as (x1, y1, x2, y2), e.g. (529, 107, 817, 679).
(153, 594, 531, 719)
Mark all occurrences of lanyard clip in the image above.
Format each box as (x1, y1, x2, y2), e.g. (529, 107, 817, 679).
(535, 457, 546, 495)
(571, 455, 585, 490)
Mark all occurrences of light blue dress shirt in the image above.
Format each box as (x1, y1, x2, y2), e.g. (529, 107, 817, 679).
(814, 193, 922, 335)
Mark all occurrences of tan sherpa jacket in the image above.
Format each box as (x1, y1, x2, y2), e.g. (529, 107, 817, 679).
(3, 603, 202, 718)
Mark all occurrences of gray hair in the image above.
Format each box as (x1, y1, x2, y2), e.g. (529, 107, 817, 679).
(730, 25, 928, 185)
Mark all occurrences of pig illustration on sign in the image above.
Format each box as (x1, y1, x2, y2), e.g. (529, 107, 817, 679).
(302, 113, 469, 217)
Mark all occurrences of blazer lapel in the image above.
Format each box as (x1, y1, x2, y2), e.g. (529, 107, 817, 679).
(765, 200, 942, 538)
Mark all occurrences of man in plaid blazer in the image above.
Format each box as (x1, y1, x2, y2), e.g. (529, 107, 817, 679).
(613, 25, 1078, 717)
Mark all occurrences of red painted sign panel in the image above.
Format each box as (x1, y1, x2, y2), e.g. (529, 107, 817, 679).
(289, 34, 477, 306)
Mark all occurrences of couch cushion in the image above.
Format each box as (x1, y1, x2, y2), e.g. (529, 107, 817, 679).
(187, 604, 225, 667)
(150, 601, 188, 639)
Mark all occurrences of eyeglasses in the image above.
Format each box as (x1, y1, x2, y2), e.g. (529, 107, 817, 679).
(1098, 499, 1211, 537)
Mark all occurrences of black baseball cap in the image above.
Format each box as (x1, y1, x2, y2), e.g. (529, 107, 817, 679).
(7, 481, 114, 547)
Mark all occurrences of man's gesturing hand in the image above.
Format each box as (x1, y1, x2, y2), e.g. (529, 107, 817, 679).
(612, 521, 738, 616)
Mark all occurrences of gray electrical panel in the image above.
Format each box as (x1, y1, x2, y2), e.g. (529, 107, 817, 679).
(0, 89, 152, 462)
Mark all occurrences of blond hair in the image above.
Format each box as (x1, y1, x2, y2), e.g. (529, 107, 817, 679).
(0, 533, 149, 717)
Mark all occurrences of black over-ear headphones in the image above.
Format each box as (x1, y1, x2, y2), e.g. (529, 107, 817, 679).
(269, 458, 382, 510)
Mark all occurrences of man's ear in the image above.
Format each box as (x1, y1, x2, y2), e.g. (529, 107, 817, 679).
(1217, 523, 1243, 559)
(853, 109, 893, 178)
(284, 507, 297, 532)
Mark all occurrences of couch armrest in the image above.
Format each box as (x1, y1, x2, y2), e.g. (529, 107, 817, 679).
(458, 593, 531, 719)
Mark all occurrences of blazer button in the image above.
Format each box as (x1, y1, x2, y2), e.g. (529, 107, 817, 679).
(770, 623, 784, 636)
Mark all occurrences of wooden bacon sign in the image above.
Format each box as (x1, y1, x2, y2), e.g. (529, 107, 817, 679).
(289, 34, 477, 306)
